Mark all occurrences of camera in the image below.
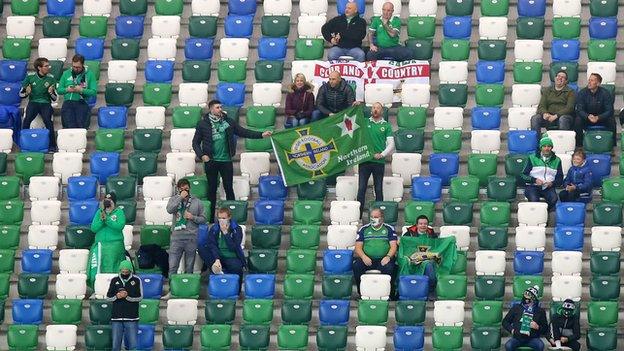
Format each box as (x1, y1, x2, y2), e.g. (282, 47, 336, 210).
(103, 199, 113, 209)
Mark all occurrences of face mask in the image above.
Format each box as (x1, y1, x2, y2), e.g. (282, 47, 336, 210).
(218, 219, 230, 226)
(121, 273, 130, 279)
(522, 297, 533, 305)
(370, 218, 381, 226)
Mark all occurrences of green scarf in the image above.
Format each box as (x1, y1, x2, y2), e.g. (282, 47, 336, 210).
(520, 303, 535, 336)
(174, 198, 189, 231)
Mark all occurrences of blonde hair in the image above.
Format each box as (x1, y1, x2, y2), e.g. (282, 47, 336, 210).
(290, 73, 314, 92)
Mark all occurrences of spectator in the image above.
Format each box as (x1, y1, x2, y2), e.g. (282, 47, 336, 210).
(20, 57, 58, 152)
(57, 54, 97, 128)
(548, 299, 581, 351)
(357, 102, 395, 215)
(321, 2, 367, 62)
(312, 71, 357, 121)
(202, 207, 246, 288)
(352, 209, 397, 297)
(166, 178, 206, 276)
(530, 70, 575, 140)
(502, 286, 549, 351)
(88, 192, 127, 287)
(284, 73, 315, 128)
(107, 260, 142, 351)
(192, 100, 272, 222)
(559, 149, 592, 203)
(522, 135, 564, 211)
(367, 2, 414, 62)
(574, 73, 615, 147)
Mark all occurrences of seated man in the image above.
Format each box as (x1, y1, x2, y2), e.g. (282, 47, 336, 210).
(367, 2, 414, 62)
(559, 149, 592, 203)
(312, 71, 357, 121)
(530, 70, 575, 141)
(574, 72, 615, 147)
(548, 299, 581, 351)
(321, 2, 367, 62)
(503, 286, 549, 351)
(522, 136, 564, 212)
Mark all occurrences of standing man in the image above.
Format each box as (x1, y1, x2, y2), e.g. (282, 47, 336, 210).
(192, 99, 272, 222)
(312, 71, 358, 121)
(166, 178, 206, 276)
(357, 102, 394, 216)
(57, 54, 97, 128)
(522, 135, 564, 212)
(20, 57, 58, 152)
(367, 2, 414, 62)
(530, 70, 575, 141)
(321, 2, 367, 62)
(574, 73, 615, 147)
(107, 260, 142, 351)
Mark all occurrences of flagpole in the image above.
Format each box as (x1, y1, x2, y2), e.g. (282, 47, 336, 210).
(270, 135, 289, 187)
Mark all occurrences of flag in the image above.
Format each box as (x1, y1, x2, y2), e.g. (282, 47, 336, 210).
(397, 235, 458, 276)
(271, 105, 375, 186)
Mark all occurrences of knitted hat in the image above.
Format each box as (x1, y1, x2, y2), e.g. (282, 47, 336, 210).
(105, 192, 117, 204)
(525, 285, 540, 300)
(539, 135, 554, 148)
(561, 299, 576, 312)
(119, 260, 133, 272)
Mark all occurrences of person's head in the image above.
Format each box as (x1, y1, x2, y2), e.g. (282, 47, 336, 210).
(291, 73, 312, 91)
(328, 71, 342, 88)
(103, 192, 116, 211)
(369, 208, 384, 227)
(559, 299, 576, 318)
(118, 260, 133, 278)
(177, 178, 190, 194)
(344, 2, 358, 17)
(415, 215, 430, 234)
(371, 102, 383, 119)
(588, 73, 602, 91)
(71, 54, 85, 74)
(217, 207, 232, 227)
(554, 70, 568, 89)
(522, 285, 540, 305)
(539, 135, 553, 156)
(381, 1, 394, 19)
(208, 99, 223, 117)
(571, 148, 586, 167)
(33, 58, 50, 75)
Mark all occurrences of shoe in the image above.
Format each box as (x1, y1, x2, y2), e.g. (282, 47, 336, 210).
(161, 293, 171, 300)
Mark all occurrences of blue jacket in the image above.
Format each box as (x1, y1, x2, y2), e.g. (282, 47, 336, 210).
(563, 161, 593, 198)
(575, 86, 614, 122)
(205, 220, 246, 268)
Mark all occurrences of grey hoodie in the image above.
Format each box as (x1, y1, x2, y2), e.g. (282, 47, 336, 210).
(166, 195, 206, 236)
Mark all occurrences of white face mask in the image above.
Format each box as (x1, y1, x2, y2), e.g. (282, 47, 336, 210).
(218, 218, 230, 227)
(370, 217, 381, 226)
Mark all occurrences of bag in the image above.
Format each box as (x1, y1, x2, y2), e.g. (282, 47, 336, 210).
(137, 245, 155, 269)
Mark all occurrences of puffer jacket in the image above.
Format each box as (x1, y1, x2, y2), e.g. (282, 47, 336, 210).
(316, 79, 355, 115)
(563, 161, 592, 195)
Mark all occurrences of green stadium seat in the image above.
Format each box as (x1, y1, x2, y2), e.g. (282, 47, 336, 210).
(407, 17, 436, 39)
(251, 225, 281, 249)
(480, 201, 511, 227)
(155, 0, 183, 15)
(281, 299, 312, 324)
(43, 16, 72, 37)
(51, 299, 82, 324)
(432, 326, 464, 350)
(394, 129, 425, 153)
(0, 225, 20, 250)
(183, 60, 212, 82)
(79, 16, 108, 37)
(173, 106, 203, 128)
(128, 152, 157, 184)
(0, 273, 9, 299)
(8, 325, 38, 351)
(472, 300, 503, 327)
(584, 131, 614, 153)
(477, 40, 507, 60)
(443, 202, 473, 225)
(550, 61, 579, 82)
(163, 325, 194, 350)
(397, 107, 427, 130)
(189, 16, 218, 38)
(588, 40, 616, 61)
(432, 130, 462, 153)
(593, 202, 622, 226)
(245, 127, 275, 152)
(404, 201, 435, 225)
(85, 325, 112, 351)
(0, 299, 4, 323)
(446, 0, 474, 15)
(116, 200, 136, 224)
(84, 60, 101, 81)
(358, 300, 389, 325)
(590, 0, 618, 17)
(222, 107, 240, 123)
(284, 274, 315, 300)
(505, 153, 529, 181)
(248, 249, 278, 273)
(441, 39, 471, 61)
(95, 129, 125, 153)
(297, 179, 327, 200)
(239, 324, 270, 350)
(552, 17, 581, 39)
(516, 17, 545, 39)
(48, 60, 65, 81)
(277, 325, 309, 350)
(322, 274, 352, 299)
(588, 301, 618, 328)
(11, 0, 38, 14)
(475, 84, 505, 106)
(294, 39, 324, 60)
(65, 226, 95, 249)
(0, 153, 6, 175)
(243, 299, 274, 324)
(480, 0, 509, 16)
(111, 38, 140, 60)
(185, 176, 208, 200)
(590, 276, 620, 301)
(218, 60, 247, 83)
(290, 225, 320, 249)
(261, 16, 290, 37)
(513, 62, 543, 84)
(0, 201, 24, 226)
(90, 299, 112, 324)
(133, 129, 163, 154)
(438, 84, 468, 107)
(513, 275, 544, 299)
(170, 273, 201, 299)
(293, 200, 324, 225)
(246, 106, 276, 128)
(405, 39, 434, 60)
(15, 152, 44, 185)
(143, 83, 172, 107)
(120, 0, 147, 15)
(286, 249, 316, 274)
(217, 200, 248, 223)
(317, 325, 348, 351)
(370, 201, 399, 224)
(105, 83, 135, 106)
(0, 176, 20, 201)
(471, 326, 501, 351)
(586, 327, 617, 351)
(475, 275, 505, 300)
(205, 300, 236, 324)
(437, 274, 467, 300)
(590, 251, 620, 276)
(468, 154, 498, 187)
(255, 60, 284, 83)
(395, 300, 426, 325)
(201, 324, 232, 350)
(450, 176, 480, 202)
(450, 251, 467, 274)
(487, 176, 517, 202)
(602, 177, 624, 203)
(2, 38, 32, 60)
(139, 299, 160, 324)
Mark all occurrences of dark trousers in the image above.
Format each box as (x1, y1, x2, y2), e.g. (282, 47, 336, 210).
(357, 162, 385, 216)
(204, 160, 235, 223)
(352, 256, 396, 296)
(285, 116, 309, 128)
(559, 188, 585, 203)
(61, 100, 90, 128)
(574, 115, 617, 147)
(530, 113, 574, 140)
(222, 257, 244, 291)
(23, 102, 56, 148)
(423, 261, 437, 293)
(525, 185, 558, 211)
(311, 109, 326, 122)
(366, 46, 415, 62)
(505, 337, 544, 351)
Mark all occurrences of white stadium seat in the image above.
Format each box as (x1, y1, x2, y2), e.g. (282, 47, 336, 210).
(515, 226, 546, 251)
(507, 107, 536, 130)
(551, 275, 582, 302)
(46, 324, 78, 351)
(151, 16, 181, 39)
(327, 225, 358, 250)
(335, 176, 358, 201)
(547, 130, 576, 155)
(58, 249, 90, 274)
(586, 62, 617, 85)
(434, 300, 465, 326)
(552, 251, 582, 276)
(191, 0, 220, 16)
(479, 17, 508, 40)
(219, 38, 250, 60)
(147, 38, 177, 60)
(433, 107, 463, 130)
(135, 106, 166, 129)
(438, 61, 468, 84)
(38, 38, 68, 61)
(0, 129, 13, 153)
(178, 83, 208, 106)
(107, 60, 137, 83)
(400, 83, 430, 107)
(83, 0, 112, 16)
(123, 225, 133, 250)
(553, 0, 582, 17)
(93, 273, 117, 299)
(512, 84, 542, 107)
(392, 153, 422, 185)
(330, 200, 361, 225)
(360, 274, 391, 300)
(517, 202, 549, 226)
(299, 0, 328, 16)
(167, 299, 199, 325)
(365, 83, 395, 107)
(408, 0, 437, 16)
(252, 83, 282, 107)
(514, 40, 544, 62)
(55, 273, 87, 299)
(264, 0, 292, 15)
(57, 129, 88, 153)
(382, 176, 404, 202)
(145, 200, 173, 226)
(475, 250, 506, 275)
(471, 130, 501, 154)
(373, 0, 402, 16)
(559, 153, 572, 176)
(439, 226, 470, 251)
(290, 60, 320, 82)
(219, 175, 251, 201)
(29, 176, 60, 201)
(28, 225, 59, 250)
(52, 152, 83, 184)
(6, 16, 36, 38)
(239, 152, 271, 185)
(165, 152, 196, 181)
(170, 129, 195, 153)
(31, 201, 62, 226)
(142, 176, 174, 201)
(591, 226, 621, 251)
(356, 326, 387, 351)
(297, 15, 326, 38)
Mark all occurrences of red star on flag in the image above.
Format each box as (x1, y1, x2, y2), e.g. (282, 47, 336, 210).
(337, 114, 359, 137)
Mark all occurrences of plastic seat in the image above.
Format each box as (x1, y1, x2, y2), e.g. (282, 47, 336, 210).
(475, 250, 506, 276)
(21, 249, 52, 274)
(551, 39, 580, 61)
(283, 274, 314, 299)
(554, 226, 584, 251)
(244, 274, 275, 299)
(291, 200, 322, 225)
(392, 153, 422, 185)
(407, 16, 436, 39)
(144, 61, 175, 83)
(355, 326, 387, 351)
(78, 16, 108, 38)
(394, 301, 425, 326)
(64, 226, 95, 249)
(142, 82, 172, 107)
(588, 301, 618, 327)
(360, 274, 391, 300)
(165, 152, 196, 181)
(162, 325, 194, 350)
(258, 175, 287, 201)
(513, 251, 545, 275)
(258, 37, 287, 61)
(474, 275, 505, 300)
(440, 38, 470, 60)
(96, 106, 127, 129)
(429, 153, 459, 186)
(6, 16, 36, 39)
(95, 129, 125, 153)
(554, 202, 586, 226)
(166, 299, 198, 325)
(588, 40, 616, 61)
(432, 130, 462, 153)
(200, 324, 231, 350)
(58, 249, 89, 274)
(224, 14, 254, 38)
(178, 84, 209, 107)
(169, 274, 201, 299)
(285, 249, 316, 274)
(552, 17, 581, 39)
(254, 60, 283, 83)
(204, 300, 236, 324)
(552, 251, 582, 276)
(333, 177, 357, 200)
(443, 16, 472, 39)
(253, 200, 285, 225)
(472, 300, 503, 327)
(0, 60, 28, 83)
(2, 38, 32, 60)
(46, 324, 78, 350)
(0, 82, 22, 106)
(433, 300, 465, 327)
(513, 275, 544, 300)
(507, 130, 538, 154)
(450, 176, 480, 202)
(552, 275, 583, 301)
(586, 327, 617, 351)
(114, 16, 144, 38)
(150, 15, 180, 39)
(587, 62, 617, 85)
(404, 201, 435, 225)
(319, 300, 350, 325)
(393, 326, 425, 351)
(188, 15, 218, 38)
(471, 326, 501, 350)
(513, 62, 543, 84)
(133, 129, 163, 154)
(239, 325, 270, 350)
(479, 17, 507, 40)
(89, 152, 120, 184)
(475, 62, 505, 85)
(443, 202, 473, 225)
(321, 274, 352, 300)
(30, 200, 61, 225)
(394, 129, 425, 153)
(12, 299, 43, 324)
(516, 226, 547, 251)
(0, 176, 20, 202)
(75, 38, 104, 60)
(591, 226, 621, 251)
(142, 177, 173, 201)
(432, 326, 464, 350)
(146, 38, 176, 61)
(0, 225, 20, 251)
(297, 179, 327, 201)
(219, 38, 250, 60)
(247, 249, 278, 273)
(438, 84, 468, 107)
(0, 200, 24, 226)
(476, 84, 505, 107)
(215, 82, 245, 107)
(588, 154, 612, 187)
(182, 38, 214, 61)
(27, 225, 59, 250)
(589, 17, 617, 39)
(506, 107, 534, 130)
(42, 16, 72, 38)
(281, 300, 312, 325)
(322, 249, 353, 274)
(358, 299, 389, 326)
(47, 0, 75, 15)
(55, 273, 87, 299)
(433, 107, 463, 129)
(465, 154, 496, 188)
(329, 200, 360, 225)
(397, 275, 429, 300)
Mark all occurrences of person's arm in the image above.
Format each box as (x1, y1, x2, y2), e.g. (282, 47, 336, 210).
(578, 167, 593, 193)
(231, 118, 264, 139)
(105, 208, 126, 230)
(80, 71, 97, 97)
(303, 92, 315, 118)
(553, 161, 564, 187)
(381, 127, 395, 157)
(284, 92, 297, 116)
(550, 317, 562, 340)
(502, 308, 516, 334)
(19, 75, 30, 98)
(316, 86, 332, 115)
(91, 209, 105, 232)
(106, 279, 118, 301)
(355, 17, 368, 41)
(562, 169, 571, 187)
(521, 158, 536, 184)
(368, 19, 377, 48)
(570, 315, 581, 341)
(383, 17, 400, 38)
(192, 123, 206, 159)
(345, 83, 356, 106)
(56, 71, 69, 95)
(575, 90, 589, 120)
(191, 199, 206, 224)
(556, 90, 576, 116)
(536, 88, 549, 115)
(206, 226, 222, 261)
(386, 240, 397, 258)
(597, 89, 614, 121)
(537, 310, 550, 336)
(125, 277, 143, 302)
(321, 18, 336, 43)
(354, 227, 367, 258)
(166, 195, 182, 214)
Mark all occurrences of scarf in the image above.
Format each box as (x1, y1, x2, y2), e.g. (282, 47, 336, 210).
(520, 303, 535, 336)
(174, 197, 190, 231)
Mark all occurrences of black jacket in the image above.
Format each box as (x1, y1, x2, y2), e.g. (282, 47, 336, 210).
(550, 313, 581, 342)
(502, 303, 549, 340)
(575, 86, 614, 122)
(321, 14, 367, 49)
(106, 274, 143, 321)
(316, 80, 356, 115)
(192, 115, 263, 160)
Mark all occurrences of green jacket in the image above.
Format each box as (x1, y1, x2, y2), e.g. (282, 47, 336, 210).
(57, 68, 97, 101)
(91, 208, 126, 243)
(536, 85, 575, 116)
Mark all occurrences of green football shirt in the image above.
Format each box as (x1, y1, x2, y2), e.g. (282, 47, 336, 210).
(210, 118, 231, 162)
(357, 223, 397, 259)
(21, 73, 57, 103)
(369, 16, 401, 48)
(367, 117, 393, 164)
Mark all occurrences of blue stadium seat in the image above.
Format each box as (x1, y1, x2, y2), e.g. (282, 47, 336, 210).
(336, 0, 365, 15)
(319, 300, 350, 326)
(244, 274, 276, 299)
(215, 83, 246, 107)
(551, 39, 580, 61)
(258, 175, 287, 200)
(139, 274, 164, 299)
(69, 200, 100, 225)
(67, 176, 99, 202)
(0, 82, 21, 106)
(254, 200, 285, 225)
(98, 106, 128, 129)
(471, 107, 502, 130)
(0, 60, 28, 83)
(443, 16, 472, 39)
(144, 60, 175, 83)
(134, 324, 155, 351)
(517, 0, 546, 16)
(476, 61, 505, 84)
(553, 226, 584, 251)
(184, 38, 214, 60)
(47, 0, 76, 16)
(21, 249, 53, 274)
(411, 176, 443, 202)
(258, 37, 288, 61)
(208, 274, 240, 299)
(228, 0, 257, 15)
(75, 38, 105, 60)
(513, 251, 544, 275)
(555, 202, 586, 227)
(587, 154, 611, 187)
(323, 249, 353, 274)
(589, 17, 618, 39)
(115, 16, 145, 38)
(508, 130, 538, 154)
(224, 15, 254, 38)
(398, 275, 429, 301)
(90, 152, 121, 184)
(394, 326, 425, 351)
(429, 153, 459, 186)
(12, 299, 43, 324)
(19, 129, 50, 153)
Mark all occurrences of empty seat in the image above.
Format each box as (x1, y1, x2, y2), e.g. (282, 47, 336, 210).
(93, 273, 117, 299)
(191, 0, 219, 15)
(46, 325, 78, 350)
(479, 17, 507, 39)
(31, 200, 61, 225)
(244, 274, 275, 299)
(329, 201, 360, 225)
(517, 202, 548, 226)
(555, 202, 586, 227)
(475, 250, 506, 275)
(589, 17, 617, 39)
(591, 226, 621, 251)
(252, 83, 281, 107)
(27, 225, 59, 250)
(89, 152, 120, 184)
(400, 83, 430, 107)
(392, 153, 422, 185)
(178, 83, 208, 106)
(587, 62, 617, 84)
(471, 130, 501, 154)
(145, 60, 175, 83)
(165, 152, 196, 181)
(551, 275, 582, 301)
(514, 40, 543, 62)
(69, 200, 100, 225)
(55, 273, 87, 299)
(433, 107, 463, 130)
(327, 225, 358, 250)
(219, 38, 250, 60)
(323, 249, 353, 274)
(142, 176, 173, 200)
(22, 249, 53, 273)
(28, 176, 59, 201)
(552, 251, 582, 275)
(439, 61, 468, 84)
(167, 299, 198, 325)
(147, 38, 177, 60)
(554, 226, 584, 251)
(12, 299, 44, 324)
(151, 15, 180, 38)
(208, 274, 239, 299)
(169, 129, 195, 153)
(434, 300, 465, 326)
(319, 300, 350, 325)
(443, 16, 472, 39)
(429, 153, 459, 186)
(38, 38, 68, 61)
(58, 249, 89, 274)
(515, 226, 546, 251)
(360, 274, 391, 300)
(144, 200, 172, 225)
(355, 326, 386, 351)
(6, 16, 36, 38)
(398, 275, 429, 301)
(511, 84, 541, 107)
(107, 60, 137, 83)
(514, 251, 545, 275)
(335, 176, 358, 201)
(57, 129, 87, 153)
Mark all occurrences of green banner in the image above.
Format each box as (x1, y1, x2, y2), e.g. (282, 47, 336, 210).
(271, 105, 375, 186)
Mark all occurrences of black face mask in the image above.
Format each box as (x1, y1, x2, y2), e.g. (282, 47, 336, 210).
(121, 273, 131, 279)
(522, 297, 533, 305)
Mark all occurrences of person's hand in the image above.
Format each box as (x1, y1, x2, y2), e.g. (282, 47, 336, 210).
(544, 181, 553, 188)
(180, 190, 189, 199)
(561, 337, 568, 343)
(116, 291, 127, 299)
(183, 210, 194, 220)
(48, 85, 55, 93)
(549, 339, 556, 347)
(213, 259, 221, 268)
(566, 184, 576, 191)
(361, 255, 373, 266)
(589, 114, 599, 123)
(535, 178, 544, 186)
(201, 155, 210, 162)
(543, 113, 551, 121)
(550, 114, 558, 122)
(380, 255, 391, 266)
(329, 113, 335, 116)
(352, 101, 360, 106)
(370, 44, 378, 52)
(25, 85, 31, 95)
(67, 86, 75, 92)
(73, 85, 83, 93)
(374, 153, 383, 160)
(100, 210, 107, 221)
(530, 321, 539, 330)
(262, 131, 272, 138)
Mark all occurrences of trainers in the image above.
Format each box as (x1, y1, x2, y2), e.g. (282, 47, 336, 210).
(161, 293, 171, 300)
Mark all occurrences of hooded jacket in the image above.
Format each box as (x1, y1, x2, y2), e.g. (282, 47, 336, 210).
(316, 79, 356, 115)
(106, 272, 143, 321)
(502, 302, 549, 340)
(522, 151, 564, 186)
(550, 312, 581, 342)
(206, 220, 246, 267)
(285, 86, 315, 118)
(563, 160, 593, 197)
(192, 115, 263, 160)
(321, 14, 367, 49)
(166, 194, 206, 234)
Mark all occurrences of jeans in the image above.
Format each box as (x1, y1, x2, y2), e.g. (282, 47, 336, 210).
(423, 261, 437, 293)
(357, 162, 385, 216)
(366, 46, 415, 62)
(61, 100, 90, 128)
(328, 46, 366, 62)
(112, 321, 138, 351)
(168, 233, 197, 276)
(285, 116, 309, 128)
(311, 109, 327, 122)
(23, 102, 56, 149)
(574, 114, 617, 147)
(530, 114, 574, 140)
(352, 256, 396, 295)
(505, 337, 544, 351)
(525, 185, 558, 211)
(204, 160, 235, 223)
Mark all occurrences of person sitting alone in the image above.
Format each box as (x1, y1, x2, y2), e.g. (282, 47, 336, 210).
(366, 2, 415, 62)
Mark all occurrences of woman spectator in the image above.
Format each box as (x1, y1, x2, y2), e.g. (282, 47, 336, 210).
(559, 149, 592, 203)
(284, 73, 315, 128)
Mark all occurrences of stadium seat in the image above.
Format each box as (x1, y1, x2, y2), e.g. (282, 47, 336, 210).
(435, 274, 467, 300)
(133, 129, 164, 154)
(95, 129, 125, 153)
(64, 226, 95, 249)
(433, 107, 463, 130)
(514, 251, 545, 275)
(144, 200, 172, 226)
(517, 0, 545, 16)
(255, 60, 284, 82)
(257, 175, 287, 201)
(326, 225, 357, 250)
(239, 325, 270, 350)
(150, 15, 181, 39)
(479, 17, 508, 40)
(204, 299, 235, 324)
(551, 39, 580, 61)
(355, 326, 387, 351)
(438, 84, 468, 107)
(283, 274, 314, 300)
(248, 249, 278, 273)
(30, 200, 61, 225)
(336, 0, 364, 14)
(55, 273, 87, 299)
(0, 60, 28, 82)
(215, 82, 245, 107)
(514, 40, 544, 62)
(58, 249, 89, 274)
(154, 0, 183, 14)
(508, 130, 538, 154)
(142, 83, 172, 107)
(244, 274, 275, 299)
(27, 225, 58, 250)
(429, 153, 459, 186)
(329, 200, 360, 225)
(166, 299, 198, 325)
(513, 275, 544, 300)
(398, 275, 429, 300)
(322, 249, 353, 274)
(474, 275, 505, 300)
(2, 38, 32, 60)
(12, 299, 44, 324)
(472, 107, 502, 130)
(480, 0, 509, 15)
(359, 274, 391, 300)
(0, 176, 20, 201)
(441, 39, 470, 61)
(0, 82, 22, 106)
(475, 84, 505, 108)
(404, 201, 435, 225)
(281, 300, 313, 324)
(434, 300, 465, 327)
(554, 226, 584, 251)
(585, 130, 614, 154)
(79, 16, 108, 38)
(289, 225, 320, 250)
(394, 129, 425, 153)
(438, 61, 468, 84)
(21, 249, 52, 274)
(37, 38, 68, 61)
(0, 200, 24, 226)
(506, 107, 535, 130)
(449, 176, 479, 202)
(586, 327, 618, 351)
(466, 154, 497, 188)
(254, 200, 285, 225)
(285, 248, 316, 274)
(165, 152, 196, 181)
(8, 324, 38, 349)
(169, 274, 201, 299)
(552, 17, 581, 39)
(183, 38, 214, 61)
(258, 37, 288, 61)
(297, 179, 327, 201)
(46, 324, 78, 349)
(555, 202, 586, 226)
(472, 300, 503, 327)
(443, 16, 472, 39)
(587, 154, 612, 187)
(392, 153, 422, 185)
(162, 325, 194, 350)
(75, 37, 104, 60)
(588, 301, 618, 327)
(97, 106, 128, 129)
(393, 326, 425, 351)
(475, 250, 506, 275)
(319, 300, 350, 326)
(432, 130, 462, 153)
(408, 17, 436, 39)
(552, 275, 583, 301)
(358, 299, 389, 326)
(394, 300, 426, 326)
(47, 0, 75, 15)
(200, 324, 231, 350)
(146, 38, 177, 61)
(6, 16, 35, 39)
(115, 16, 144, 38)
(591, 226, 621, 251)
(552, 251, 582, 276)
(516, 226, 546, 251)
(513, 62, 544, 84)
(0, 226, 20, 251)
(89, 152, 120, 184)
(588, 40, 616, 61)
(589, 17, 618, 39)
(220, 38, 250, 60)
(142, 177, 173, 201)
(188, 15, 218, 38)
(144, 60, 175, 83)
(224, 14, 254, 38)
